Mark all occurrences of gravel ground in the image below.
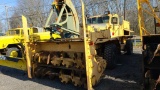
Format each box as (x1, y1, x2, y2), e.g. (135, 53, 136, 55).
(0, 47, 143, 90)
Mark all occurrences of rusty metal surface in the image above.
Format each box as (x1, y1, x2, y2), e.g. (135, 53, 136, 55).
(31, 50, 106, 88)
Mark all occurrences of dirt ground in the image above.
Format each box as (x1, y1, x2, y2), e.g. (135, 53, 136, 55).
(0, 47, 143, 90)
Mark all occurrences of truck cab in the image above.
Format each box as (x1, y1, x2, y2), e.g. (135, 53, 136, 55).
(6, 27, 38, 36)
(86, 14, 132, 38)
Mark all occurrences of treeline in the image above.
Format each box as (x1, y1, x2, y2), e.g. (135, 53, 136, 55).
(2, 0, 160, 35)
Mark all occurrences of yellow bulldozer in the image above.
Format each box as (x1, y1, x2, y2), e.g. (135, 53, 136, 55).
(0, 0, 133, 89)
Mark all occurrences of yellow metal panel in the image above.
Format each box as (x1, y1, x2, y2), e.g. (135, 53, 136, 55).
(137, 0, 144, 40)
(35, 42, 84, 52)
(0, 59, 26, 71)
(22, 15, 32, 78)
(80, 0, 93, 89)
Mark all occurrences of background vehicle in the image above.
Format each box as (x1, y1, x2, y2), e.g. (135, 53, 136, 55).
(0, 27, 39, 58)
(137, 0, 160, 89)
(0, 27, 61, 58)
(86, 13, 133, 68)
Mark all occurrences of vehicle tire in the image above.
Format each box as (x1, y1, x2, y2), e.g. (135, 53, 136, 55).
(126, 40, 133, 55)
(104, 44, 117, 69)
(6, 47, 22, 58)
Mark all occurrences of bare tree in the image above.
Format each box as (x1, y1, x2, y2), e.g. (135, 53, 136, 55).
(10, 0, 53, 28)
(0, 21, 3, 32)
(9, 0, 148, 35)
(9, 7, 21, 29)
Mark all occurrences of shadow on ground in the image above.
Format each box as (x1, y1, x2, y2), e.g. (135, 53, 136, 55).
(94, 52, 143, 90)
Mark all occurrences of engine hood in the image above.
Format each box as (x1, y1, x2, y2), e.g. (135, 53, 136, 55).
(0, 36, 20, 40)
(0, 35, 22, 49)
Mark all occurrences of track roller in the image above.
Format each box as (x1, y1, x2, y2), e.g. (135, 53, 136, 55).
(62, 58, 74, 68)
(74, 59, 84, 69)
(49, 52, 62, 66)
(32, 50, 105, 89)
(47, 72, 58, 80)
(74, 52, 85, 69)
(34, 67, 43, 78)
(51, 57, 62, 66)
(71, 71, 86, 87)
(41, 52, 50, 64)
(59, 70, 72, 84)
(72, 76, 83, 86)
(34, 67, 50, 78)
(34, 51, 50, 64)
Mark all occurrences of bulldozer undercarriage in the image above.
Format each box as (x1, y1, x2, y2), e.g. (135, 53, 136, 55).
(30, 39, 106, 87)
